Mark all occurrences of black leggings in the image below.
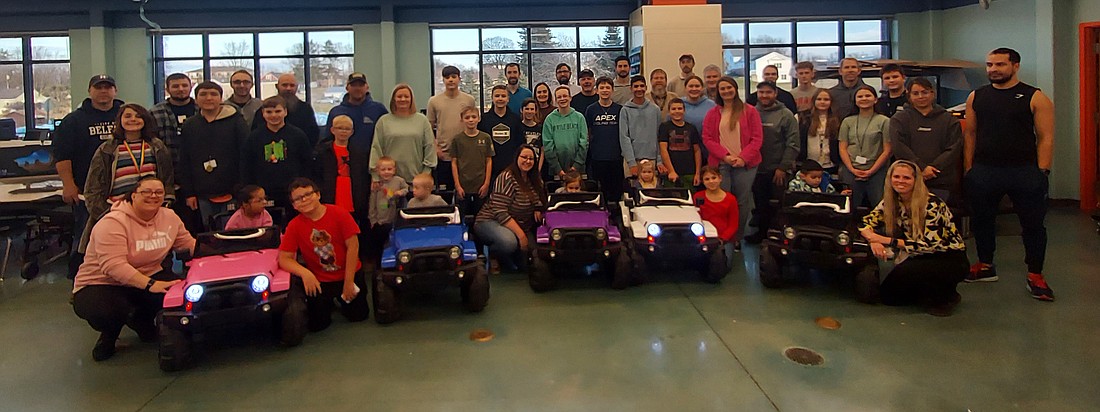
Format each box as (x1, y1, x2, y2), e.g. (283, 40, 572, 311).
(880, 250, 969, 306)
(72, 271, 178, 337)
(291, 271, 370, 332)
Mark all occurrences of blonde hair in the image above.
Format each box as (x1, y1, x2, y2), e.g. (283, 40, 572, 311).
(412, 172, 435, 189)
(331, 114, 353, 128)
(388, 83, 417, 115)
(882, 160, 930, 238)
(638, 159, 656, 174)
(376, 155, 396, 167)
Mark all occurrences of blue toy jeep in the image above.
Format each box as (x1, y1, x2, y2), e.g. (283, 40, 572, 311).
(374, 205, 486, 324)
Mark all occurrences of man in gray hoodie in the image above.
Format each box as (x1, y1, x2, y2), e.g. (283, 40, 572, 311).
(746, 81, 800, 243)
(889, 78, 962, 203)
(619, 75, 664, 176)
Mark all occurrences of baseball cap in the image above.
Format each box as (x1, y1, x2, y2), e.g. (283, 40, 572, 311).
(578, 69, 594, 79)
(347, 72, 367, 84)
(89, 74, 116, 88)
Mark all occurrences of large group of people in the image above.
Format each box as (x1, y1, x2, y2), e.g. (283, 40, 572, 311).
(54, 46, 1055, 361)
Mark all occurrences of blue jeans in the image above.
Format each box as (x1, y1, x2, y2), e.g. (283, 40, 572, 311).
(841, 166, 886, 208)
(197, 198, 231, 232)
(719, 163, 757, 242)
(473, 219, 529, 271)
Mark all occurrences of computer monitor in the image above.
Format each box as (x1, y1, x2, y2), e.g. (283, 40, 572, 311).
(0, 141, 57, 179)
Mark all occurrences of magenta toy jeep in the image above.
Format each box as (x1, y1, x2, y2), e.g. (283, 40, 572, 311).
(531, 191, 635, 291)
(157, 226, 306, 372)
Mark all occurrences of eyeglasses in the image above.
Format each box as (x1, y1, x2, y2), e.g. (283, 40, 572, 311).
(291, 190, 316, 203)
(137, 189, 165, 197)
(519, 155, 536, 161)
(556, 69, 570, 74)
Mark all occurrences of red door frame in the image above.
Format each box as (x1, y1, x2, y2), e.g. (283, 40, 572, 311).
(1080, 22, 1100, 211)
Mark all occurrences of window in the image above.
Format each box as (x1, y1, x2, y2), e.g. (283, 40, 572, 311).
(721, 19, 891, 100)
(0, 34, 70, 137)
(155, 29, 354, 125)
(430, 24, 628, 110)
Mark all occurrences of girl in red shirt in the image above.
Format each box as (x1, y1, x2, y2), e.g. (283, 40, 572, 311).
(693, 166, 739, 243)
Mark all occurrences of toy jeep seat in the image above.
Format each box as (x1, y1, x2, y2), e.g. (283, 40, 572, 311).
(192, 226, 281, 258)
(547, 191, 602, 211)
(394, 206, 461, 228)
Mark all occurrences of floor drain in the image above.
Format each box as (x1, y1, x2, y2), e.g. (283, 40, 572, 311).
(784, 347, 824, 366)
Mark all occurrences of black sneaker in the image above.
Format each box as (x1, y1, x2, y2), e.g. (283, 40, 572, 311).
(964, 262, 998, 282)
(92, 333, 118, 361)
(926, 292, 962, 317)
(1026, 273, 1055, 301)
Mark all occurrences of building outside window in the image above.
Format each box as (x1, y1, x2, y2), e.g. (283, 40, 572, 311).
(0, 35, 71, 137)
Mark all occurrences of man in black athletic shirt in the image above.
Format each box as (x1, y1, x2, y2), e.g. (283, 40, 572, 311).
(963, 47, 1056, 301)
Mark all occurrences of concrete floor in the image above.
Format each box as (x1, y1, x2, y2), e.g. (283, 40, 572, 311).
(1, 208, 1097, 412)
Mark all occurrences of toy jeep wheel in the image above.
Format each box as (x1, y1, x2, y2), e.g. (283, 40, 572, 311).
(758, 245, 785, 288)
(462, 267, 490, 312)
(854, 261, 881, 304)
(373, 277, 401, 324)
(157, 316, 192, 372)
(610, 251, 633, 290)
(701, 248, 729, 284)
(278, 290, 308, 347)
(529, 258, 557, 292)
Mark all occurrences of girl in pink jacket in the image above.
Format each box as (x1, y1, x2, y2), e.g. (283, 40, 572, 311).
(701, 76, 763, 245)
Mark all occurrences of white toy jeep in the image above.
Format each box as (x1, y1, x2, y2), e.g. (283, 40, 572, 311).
(619, 188, 729, 283)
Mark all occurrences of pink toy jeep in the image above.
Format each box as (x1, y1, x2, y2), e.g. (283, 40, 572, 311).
(157, 226, 306, 372)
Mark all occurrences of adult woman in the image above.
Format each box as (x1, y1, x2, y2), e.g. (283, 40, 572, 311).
(797, 89, 842, 175)
(533, 82, 554, 123)
(474, 145, 546, 272)
(369, 84, 437, 183)
(81, 103, 174, 254)
(839, 85, 892, 207)
(681, 75, 716, 133)
(72, 176, 194, 361)
(860, 160, 968, 316)
(701, 76, 762, 244)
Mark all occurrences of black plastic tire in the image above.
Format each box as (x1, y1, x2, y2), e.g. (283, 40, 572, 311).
(758, 245, 785, 288)
(20, 260, 39, 280)
(855, 261, 881, 304)
(702, 248, 729, 284)
(463, 267, 490, 312)
(529, 258, 557, 292)
(610, 251, 633, 289)
(278, 291, 308, 346)
(157, 316, 192, 372)
(373, 277, 401, 324)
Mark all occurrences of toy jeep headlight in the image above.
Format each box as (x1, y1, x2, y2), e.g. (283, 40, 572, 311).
(184, 284, 204, 303)
(646, 223, 661, 237)
(449, 246, 461, 259)
(783, 226, 797, 240)
(596, 228, 607, 240)
(251, 275, 270, 293)
(551, 229, 562, 241)
(836, 231, 851, 246)
(690, 223, 705, 237)
(398, 251, 411, 264)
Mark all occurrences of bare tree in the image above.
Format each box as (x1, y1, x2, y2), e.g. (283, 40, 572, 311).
(219, 40, 252, 71)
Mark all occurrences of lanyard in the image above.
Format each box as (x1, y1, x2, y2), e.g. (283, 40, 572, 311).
(123, 141, 146, 172)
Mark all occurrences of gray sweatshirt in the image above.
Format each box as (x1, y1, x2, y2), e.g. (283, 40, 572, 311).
(755, 102, 800, 173)
(889, 104, 962, 190)
(618, 98, 663, 167)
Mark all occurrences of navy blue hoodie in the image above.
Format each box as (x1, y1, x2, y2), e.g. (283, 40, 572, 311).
(54, 98, 123, 187)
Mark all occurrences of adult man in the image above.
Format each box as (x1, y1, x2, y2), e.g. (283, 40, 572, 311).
(479, 85, 523, 179)
(791, 61, 817, 112)
(151, 73, 197, 169)
(570, 69, 598, 114)
(890, 78, 962, 203)
(253, 74, 320, 147)
(427, 65, 476, 190)
(646, 68, 680, 120)
(178, 82, 249, 230)
(54, 74, 122, 279)
(224, 70, 262, 126)
(619, 75, 663, 176)
(829, 58, 866, 118)
(586, 77, 625, 203)
(667, 54, 695, 96)
(504, 63, 532, 114)
(322, 72, 388, 220)
(611, 56, 633, 104)
(746, 64, 797, 113)
(703, 64, 722, 101)
(876, 64, 908, 117)
(745, 81, 799, 244)
(963, 48, 1056, 301)
(554, 63, 582, 96)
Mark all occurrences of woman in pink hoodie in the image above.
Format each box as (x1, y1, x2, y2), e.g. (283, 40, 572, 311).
(702, 76, 763, 245)
(72, 176, 195, 362)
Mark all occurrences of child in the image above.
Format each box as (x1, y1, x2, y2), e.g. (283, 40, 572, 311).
(693, 166, 739, 244)
(519, 98, 548, 181)
(788, 160, 850, 194)
(632, 160, 660, 189)
(407, 173, 448, 208)
(451, 106, 494, 217)
(225, 185, 274, 230)
(658, 98, 702, 189)
(554, 170, 584, 193)
(366, 156, 408, 267)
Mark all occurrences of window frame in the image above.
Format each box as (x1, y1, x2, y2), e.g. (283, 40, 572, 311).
(0, 32, 71, 137)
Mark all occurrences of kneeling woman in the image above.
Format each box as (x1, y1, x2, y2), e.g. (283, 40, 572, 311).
(474, 145, 547, 272)
(72, 176, 194, 361)
(859, 160, 969, 316)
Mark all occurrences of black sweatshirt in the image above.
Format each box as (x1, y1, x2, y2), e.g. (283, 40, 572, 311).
(177, 104, 249, 199)
(243, 123, 313, 198)
(53, 98, 122, 187)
